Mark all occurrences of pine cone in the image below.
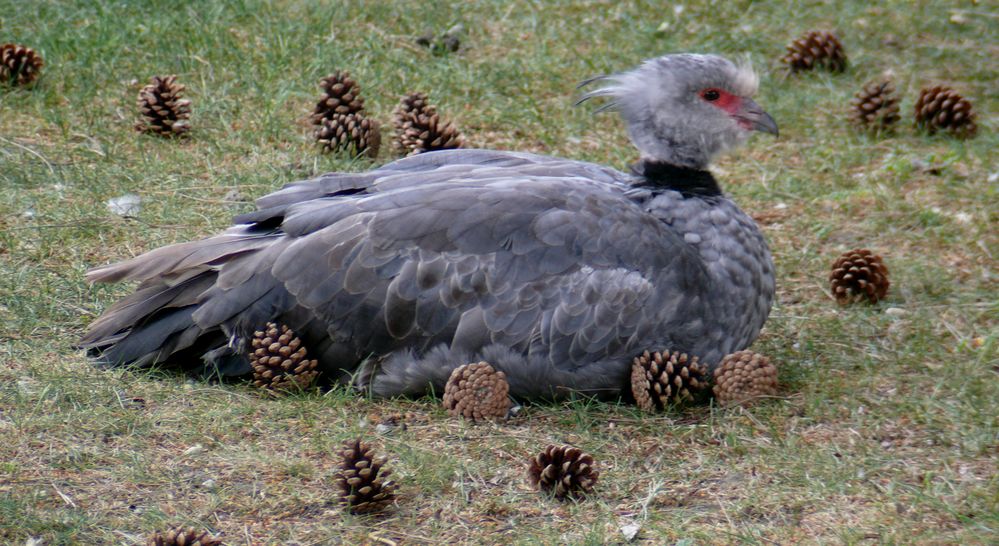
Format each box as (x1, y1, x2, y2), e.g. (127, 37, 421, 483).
(135, 75, 191, 137)
(146, 527, 222, 546)
(315, 112, 381, 158)
(0, 43, 44, 86)
(249, 323, 319, 391)
(630, 350, 708, 412)
(334, 438, 396, 514)
(392, 92, 464, 155)
(713, 350, 778, 406)
(781, 30, 847, 73)
(527, 445, 599, 500)
(849, 80, 901, 131)
(829, 248, 890, 304)
(914, 85, 977, 139)
(442, 361, 511, 421)
(310, 70, 365, 125)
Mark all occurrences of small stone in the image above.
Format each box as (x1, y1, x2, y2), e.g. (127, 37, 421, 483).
(107, 194, 142, 218)
(16, 378, 39, 394)
(222, 188, 244, 203)
(182, 444, 205, 456)
(620, 521, 641, 541)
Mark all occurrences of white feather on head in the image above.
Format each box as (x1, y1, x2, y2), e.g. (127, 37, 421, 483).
(578, 53, 758, 109)
(577, 53, 762, 169)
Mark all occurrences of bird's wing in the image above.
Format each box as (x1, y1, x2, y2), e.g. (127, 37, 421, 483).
(82, 151, 705, 375)
(257, 170, 702, 362)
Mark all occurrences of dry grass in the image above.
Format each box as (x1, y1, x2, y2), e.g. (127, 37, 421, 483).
(1, 0, 997, 544)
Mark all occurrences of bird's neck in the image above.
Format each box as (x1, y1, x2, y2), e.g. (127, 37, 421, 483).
(630, 159, 722, 198)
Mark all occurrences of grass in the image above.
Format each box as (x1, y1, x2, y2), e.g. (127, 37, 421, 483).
(1, 0, 996, 543)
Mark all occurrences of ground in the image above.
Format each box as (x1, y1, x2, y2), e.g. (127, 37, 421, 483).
(0, 1, 996, 544)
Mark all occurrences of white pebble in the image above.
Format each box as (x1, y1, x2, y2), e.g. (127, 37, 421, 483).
(107, 193, 141, 218)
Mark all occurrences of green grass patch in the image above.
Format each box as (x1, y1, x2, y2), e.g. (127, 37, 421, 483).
(1, 0, 996, 543)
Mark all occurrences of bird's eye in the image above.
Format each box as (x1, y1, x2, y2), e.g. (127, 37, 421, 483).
(701, 89, 721, 102)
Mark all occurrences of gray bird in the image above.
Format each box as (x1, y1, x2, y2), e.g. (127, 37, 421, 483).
(79, 53, 778, 400)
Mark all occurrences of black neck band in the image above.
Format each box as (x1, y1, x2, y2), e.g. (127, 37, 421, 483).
(631, 160, 722, 197)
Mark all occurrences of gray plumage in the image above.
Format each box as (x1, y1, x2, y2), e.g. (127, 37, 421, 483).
(79, 53, 777, 400)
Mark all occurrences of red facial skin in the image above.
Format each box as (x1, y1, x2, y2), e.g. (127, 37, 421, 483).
(699, 88, 750, 129)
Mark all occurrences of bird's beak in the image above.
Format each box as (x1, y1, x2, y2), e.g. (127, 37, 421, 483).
(737, 98, 779, 137)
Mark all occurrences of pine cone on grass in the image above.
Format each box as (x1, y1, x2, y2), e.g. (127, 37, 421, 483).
(829, 248, 890, 304)
(914, 85, 977, 139)
(135, 75, 191, 137)
(630, 350, 708, 412)
(146, 527, 222, 546)
(249, 323, 319, 392)
(334, 438, 396, 514)
(781, 30, 847, 73)
(392, 92, 464, 155)
(713, 350, 778, 406)
(527, 445, 599, 500)
(315, 112, 381, 158)
(849, 80, 901, 131)
(442, 361, 511, 421)
(310, 70, 365, 125)
(1, 43, 44, 86)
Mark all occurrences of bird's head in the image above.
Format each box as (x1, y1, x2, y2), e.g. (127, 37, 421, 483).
(578, 53, 777, 170)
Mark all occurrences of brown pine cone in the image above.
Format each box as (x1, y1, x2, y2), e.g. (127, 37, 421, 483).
(630, 350, 708, 412)
(146, 527, 222, 546)
(315, 112, 381, 158)
(0, 43, 44, 86)
(334, 438, 396, 514)
(914, 85, 977, 139)
(442, 361, 510, 421)
(135, 75, 191, 137)
(310, 70, 365, 125)
(249, 323, 319, 391)
(829, 248, 890, 304)
(392, 92, 464, 155)
(849, 80, 901, 131)
(713, 350, 778, 406)
(527, 444, 599, 500)
(781, 30, 847, 73)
